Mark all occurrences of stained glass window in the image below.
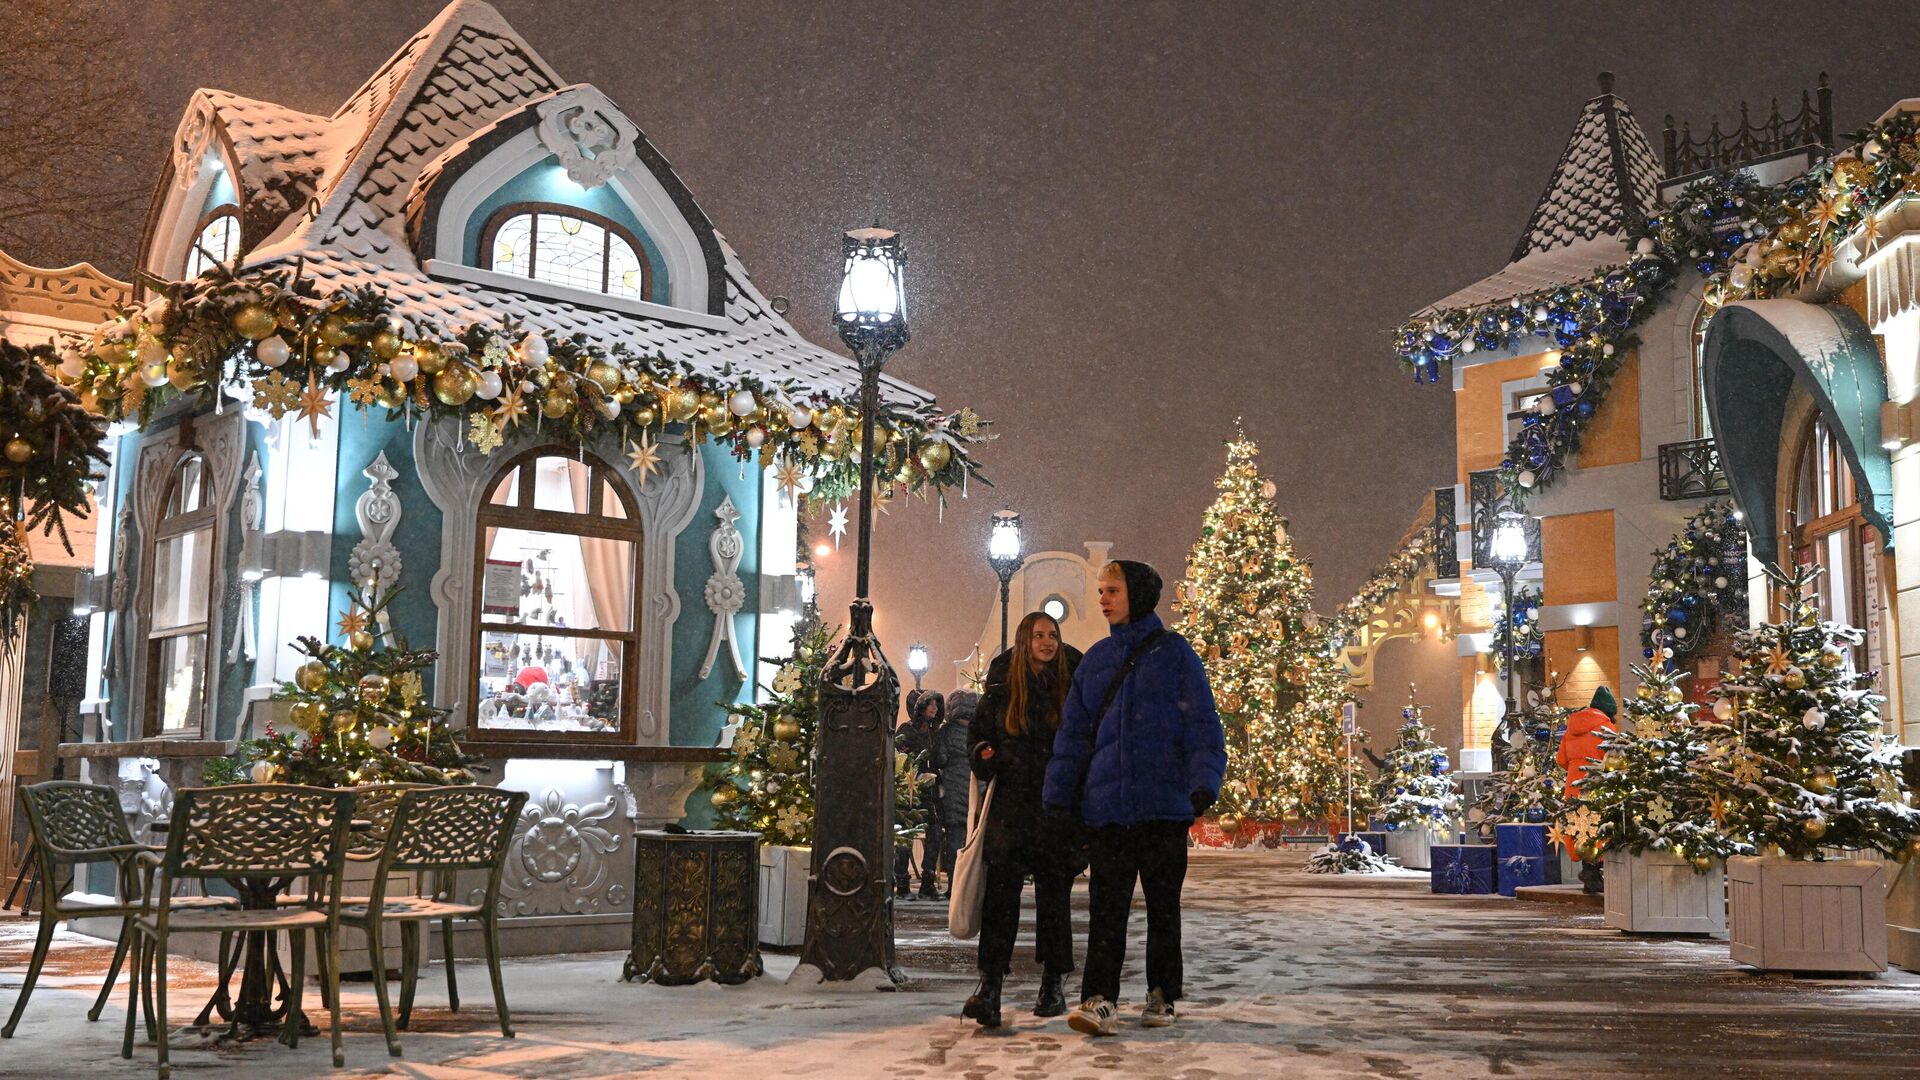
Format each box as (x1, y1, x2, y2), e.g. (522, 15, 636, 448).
(485, 206, 649, 301)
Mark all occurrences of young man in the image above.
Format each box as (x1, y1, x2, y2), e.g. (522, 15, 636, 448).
(1042, 560, 1226, 1035)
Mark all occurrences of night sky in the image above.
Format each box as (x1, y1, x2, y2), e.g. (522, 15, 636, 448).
(12, 1, 1920, 730)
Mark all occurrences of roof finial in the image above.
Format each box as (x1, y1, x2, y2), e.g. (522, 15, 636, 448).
(1597, 71, 1615, 96)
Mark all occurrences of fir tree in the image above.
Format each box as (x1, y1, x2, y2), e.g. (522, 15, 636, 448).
(1373, 690, 1461, 831)
(702, 621, 830, 846)
(1694, 564, 1920, 860)
(1475, 686, 1567, 827)
(1563, 662, 1749, 868)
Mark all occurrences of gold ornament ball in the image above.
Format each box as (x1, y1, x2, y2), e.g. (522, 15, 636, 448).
(432, 363, 478, 406)
(1820, 650, 1844, 669)
(710, 785, 739, 809)
(893, 460, 916, 485)
(312, 343, 338, 367)
(700, 399, 731, 430)
(348, 629, 376, 652)
(370, 330, 403, 360)
(232, 303, 277, 341)
(1833, 156, 1874, 189)
(318, 314, 352, 348)
(1775, 214, 1811, 246)
(332, 711, 358, 732)
(1808, 770, 1837, 793)
(414, 342, 448, 375)
(629, 403, 658, 428)
(1801, 817, 1829, 840)
(165, 355, 199, 390)
(772, 717, 801, 742)
(1691, 855, 1714, 872)
(541, 387, 574, 419)
(294, 660, 330, 693)
(822, 437, 851, 461)
(1636, 685, 1653, 701)
(3, 438, 34, 465)
(666, 387, 699, 423)
(917, 441, 953, 473)
(373, 381, 407, 409)
(587, 361, 624, 394)
(289, 701, 327, 730)
(1216, 812, 1242, 835)
(1663, 687, 1684, 705)
(1783, 668, 1807, 690)
(1904, 836, 1920, 862)
(357, 673, 391, 705)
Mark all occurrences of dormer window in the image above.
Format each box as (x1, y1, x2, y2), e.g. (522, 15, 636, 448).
(483, 205, 649, 301)
(183, 207, 240, 278)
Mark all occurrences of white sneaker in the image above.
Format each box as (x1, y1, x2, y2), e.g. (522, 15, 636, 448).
(1068, 996, 1118, 1036)
(1142, 988, 1175, 1028)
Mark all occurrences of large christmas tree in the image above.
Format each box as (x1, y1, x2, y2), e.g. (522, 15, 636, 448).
(1175, 430, 1358, 821)
(1694, 564, 1920, 860)
(1562, 662, 1748, 868)
(1373, 690, 1461, 831)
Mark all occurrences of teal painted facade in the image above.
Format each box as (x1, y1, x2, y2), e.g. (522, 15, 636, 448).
(459, 156, 671, 306)
(668, 441, 761, 747)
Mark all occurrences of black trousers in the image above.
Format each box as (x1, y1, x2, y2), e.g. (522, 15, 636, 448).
(940, 815, 967, 879)
(1081, 820, 1189, 1003)
(976, 846, 1076, 977)
(896, 811, 945, 890)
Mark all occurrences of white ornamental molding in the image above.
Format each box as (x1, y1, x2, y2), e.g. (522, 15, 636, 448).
(698, 496, 747, 680)
(229, 453, 263, 663)
(349, 451, 404, 610)
(535, 86, 640, 189)
(171, 100, 217, 191)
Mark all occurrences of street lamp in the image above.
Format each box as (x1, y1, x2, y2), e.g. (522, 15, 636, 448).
(1487, 507, 1532, 773)
(801, 224, 911, 986)
(906, 643, 929, 691)
(988, 508, 1025, 654)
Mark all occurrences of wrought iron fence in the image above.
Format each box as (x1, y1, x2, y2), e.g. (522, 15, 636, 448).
(1659, 438, 1730, 501)
(1431, 486, 1459, 579)
(1663, 75, 1831, 180)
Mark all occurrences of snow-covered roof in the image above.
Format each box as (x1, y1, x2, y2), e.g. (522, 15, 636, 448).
(170, 0, 927, 403)
(1414, 77, 1663, 319)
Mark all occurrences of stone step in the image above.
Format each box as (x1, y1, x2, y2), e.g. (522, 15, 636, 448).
(1514, 883, 1602, 908)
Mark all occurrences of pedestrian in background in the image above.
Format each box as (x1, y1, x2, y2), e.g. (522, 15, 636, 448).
(938, 688, 981, 889)
(895, 690, 947, 900)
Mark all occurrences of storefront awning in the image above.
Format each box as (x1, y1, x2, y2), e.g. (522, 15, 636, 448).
(1701, 300, 1892, 568)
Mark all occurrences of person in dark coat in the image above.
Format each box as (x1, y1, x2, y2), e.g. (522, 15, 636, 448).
(895, 690, 947, 899)
(937, 689, 981, 883)
(961, 611, 1084, 1029)
(1044, 560, 1225, 1036)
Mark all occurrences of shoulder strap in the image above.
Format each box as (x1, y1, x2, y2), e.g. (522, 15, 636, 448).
(1095, 629, 1166, 727)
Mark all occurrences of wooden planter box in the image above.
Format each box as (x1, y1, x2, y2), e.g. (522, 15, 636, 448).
(1603, 849, 1726, 936)
(1884, 858, 1920, 972)
(759, 844, 810, 947)
(1383, 824, 1447, 870)
(1727, 856, 1887, 973)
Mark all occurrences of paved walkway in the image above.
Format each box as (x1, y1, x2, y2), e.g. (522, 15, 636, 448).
(4, 850, 1919, 1078)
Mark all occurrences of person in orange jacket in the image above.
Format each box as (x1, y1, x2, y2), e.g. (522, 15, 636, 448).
(1557, 685, 1617, 893)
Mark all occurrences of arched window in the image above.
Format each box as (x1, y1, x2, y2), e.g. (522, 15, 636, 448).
(483, 205, 650, 301)
(473, 449, 641, 740)
(148, 454, 216, 735)
(1787, 413, 1866, 655)
(1689, 300, 1713, 438)
(183, 207, 240, 278)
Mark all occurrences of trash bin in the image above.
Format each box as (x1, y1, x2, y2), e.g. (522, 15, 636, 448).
(624, 829, 763, 985)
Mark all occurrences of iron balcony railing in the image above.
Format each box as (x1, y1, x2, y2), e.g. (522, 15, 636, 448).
(1659, 438, 1730, 501)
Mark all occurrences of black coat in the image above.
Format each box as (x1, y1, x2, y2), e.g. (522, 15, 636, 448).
(970, 645, 1084, 863)
(936, 691, 980, 822)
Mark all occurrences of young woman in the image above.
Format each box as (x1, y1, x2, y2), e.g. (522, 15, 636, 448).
(962, 611, 1083, 1028)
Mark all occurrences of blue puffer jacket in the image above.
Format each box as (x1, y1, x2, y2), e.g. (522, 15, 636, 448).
(1042, 613, 1226, 827)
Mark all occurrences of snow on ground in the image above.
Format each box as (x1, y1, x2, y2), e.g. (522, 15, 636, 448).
(4, 850, 1920, 1078)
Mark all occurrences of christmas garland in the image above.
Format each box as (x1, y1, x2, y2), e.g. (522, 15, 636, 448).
(1641, 501, 1748, 666)
(1487, 585, 1543, 678)
(36, 261, 990, 505)
(1328, 518, 1442, 645)
(0, 340, 111, 652)
(1392, 112, 1920, 496)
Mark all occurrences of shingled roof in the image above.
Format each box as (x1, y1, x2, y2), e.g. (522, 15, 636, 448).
(1417, 74, 1664, 317)
(172, 0, 926, 403)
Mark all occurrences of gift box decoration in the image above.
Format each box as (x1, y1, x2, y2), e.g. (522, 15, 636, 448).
(1495, 822, 1562, 897)
(1335, 831, 1389, 857)
(1430, 844, 1498, 894)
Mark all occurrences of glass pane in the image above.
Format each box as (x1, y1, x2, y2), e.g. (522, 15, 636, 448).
(530, 456, 592, 514)
(600, 478, 628, 520)
(166, 455, 206, 517)
(491, 213, 534, 280)
(1820, 529, 1853, 627)
(534, 213, 608, 293)
(607, 232, 645, 300)
(488, 467, 519, 507)
(481, 526, 633, 632)
(184, 214, 237, 278)
(152, 527, 212, 631)
(475, 630, 622, 735)
(156, 632, 206, 733)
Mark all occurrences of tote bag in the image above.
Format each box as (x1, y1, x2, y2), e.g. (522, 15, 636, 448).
(947, 775, 996, 939)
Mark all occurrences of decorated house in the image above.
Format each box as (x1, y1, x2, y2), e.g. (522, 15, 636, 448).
(33, 0, 979, 954)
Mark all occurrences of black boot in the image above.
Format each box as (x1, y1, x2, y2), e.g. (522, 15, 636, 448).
(1579, 860, 1604, 895)
(1034, 970, 1067, 1017)
(962, 972, 1003, 1028)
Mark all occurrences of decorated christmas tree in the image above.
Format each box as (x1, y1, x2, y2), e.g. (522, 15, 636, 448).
(1174, 430, 1348, 821)
(1474, 685, 1567, 827)
(702, 620, 831, 846)
(1488, 585, 1543, 680)
(1373, 689, 1461, 832)
(1562, 662, 1749, 869)
(1694, 564, 1920, 860)
(211, 585, 475, 786)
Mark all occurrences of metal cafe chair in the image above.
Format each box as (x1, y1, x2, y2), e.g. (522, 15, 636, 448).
(123, 784, 355, 1079)
(337, 785, 527, 1056)
(2, 781, 236, 1039)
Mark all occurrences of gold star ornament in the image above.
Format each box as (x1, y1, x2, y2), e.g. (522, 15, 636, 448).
(627, 434, 663, 488)
(297, 372, 332, 437)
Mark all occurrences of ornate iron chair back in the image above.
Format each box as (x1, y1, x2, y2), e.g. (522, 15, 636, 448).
(158, 785, 355, 887)
(18, 782, 138, 871)
(367, 786, 527, 911)
(345, 783, 429, 860)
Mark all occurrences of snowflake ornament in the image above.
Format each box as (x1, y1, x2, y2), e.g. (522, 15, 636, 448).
(468, 412, 503, 454)
(1644, 795, 1674, 826)
(1563, 805, 1602, 846)
(251, 371, 300, 417)
(1732, 754, 1764, 784)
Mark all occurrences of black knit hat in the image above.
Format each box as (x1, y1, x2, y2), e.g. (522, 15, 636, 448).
(1112, 559, 1163, 622)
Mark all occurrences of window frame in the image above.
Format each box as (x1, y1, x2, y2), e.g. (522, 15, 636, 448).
(182, 206, 241, 279)
(470, 447, 643, 744)
(1784, 413, 1868, 660)
(478, 202, 653, 302)
(142, 451, 218, 739)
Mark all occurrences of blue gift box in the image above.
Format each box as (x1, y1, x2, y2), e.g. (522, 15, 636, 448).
(1494, 822, 1562, 896)
(1335, 831, 1388, 857)
(1429, 844, 1497, 894)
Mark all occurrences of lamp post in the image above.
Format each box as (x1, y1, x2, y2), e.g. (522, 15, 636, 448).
(988, 508, 1025, 655)
(1487, 508, 1532, 773)
(795, 556, 817, 625)
(800, 225, 911, 985)
(906, 643, 929, 692)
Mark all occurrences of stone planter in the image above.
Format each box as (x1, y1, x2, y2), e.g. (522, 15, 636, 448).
(1603, 849, 1726, 936)
(1727, 856, 1887, 973)
(1383, 824, 1448, 870)
(759, 844, 810, 947)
